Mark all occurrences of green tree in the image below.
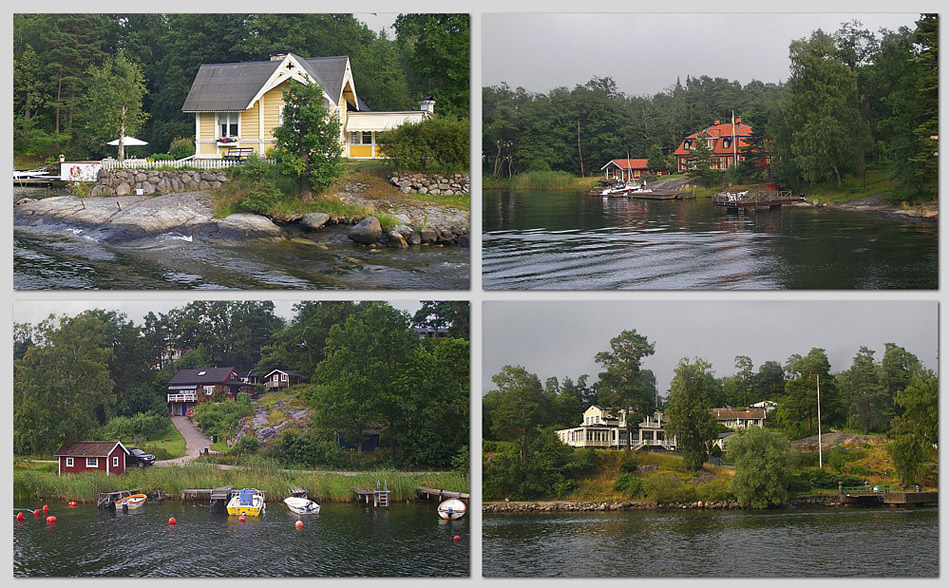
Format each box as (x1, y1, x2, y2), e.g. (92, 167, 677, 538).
(82, 51, 149, 161)
(595, 329, 656, 449)
(734, 355, 754, 406)
(272, 80, 343, 198)
(685, 133, 720, 186)
(394, 13, 470, 119)
(838, 346, 889, 434)
(728, 427, 796, 507)
(411, 301, 470, 339)
(887, 369, 937, 487)
(488, 366, 549, 462)
(753, 360, 786, 402)
(665, 358, 719, 470)
(257, 301, 362, 377)
(14, 314, 116, 455)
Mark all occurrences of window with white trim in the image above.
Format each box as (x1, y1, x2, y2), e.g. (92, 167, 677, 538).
(66, 457, 74, 467)
(86, 457, 99, 468)
(217, 113, 240, 139)
(113, 456, 120, 467)
(350, 131, 373, 145)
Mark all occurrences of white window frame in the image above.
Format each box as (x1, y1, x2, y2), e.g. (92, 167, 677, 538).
(86, 457, 99, 468)
(113, 456, 120, 468)
(216, 112, 240, 140)
(281, 373, 288, 382)
(66, 457, 74, 467)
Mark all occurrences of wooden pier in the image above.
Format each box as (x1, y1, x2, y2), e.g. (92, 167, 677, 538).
(840, 485, 938, 507)
(353, 481, 390, 507)
(182, 486, 234, 509)
(417, 487, 470, 501)
(713, 190, 803, 210)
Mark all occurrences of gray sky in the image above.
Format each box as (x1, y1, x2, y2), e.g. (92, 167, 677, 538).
(483, 13, 922, 96)
(13, 299, 424, 327)
(483, 300, 937, 396)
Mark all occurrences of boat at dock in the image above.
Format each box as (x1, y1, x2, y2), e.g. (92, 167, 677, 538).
(227, 488, 266, 516)
(437, 498, 467, 520)
(284, 496, 321, 514)
(117, 494, 147, 510)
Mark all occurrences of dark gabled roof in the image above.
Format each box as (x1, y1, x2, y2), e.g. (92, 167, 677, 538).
(168, 367, 242, 386)
(181, 53, 351, 112)
(55, 440, 128, 457)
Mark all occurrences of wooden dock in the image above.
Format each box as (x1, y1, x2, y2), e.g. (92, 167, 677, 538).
(417, 487, 470, 501)
(353, 481, 390, 507)
(97, 490, 138, 509)
(840, 485, 938, 507)
(713, 190, 803, 210)
(182, 486, 234, 508)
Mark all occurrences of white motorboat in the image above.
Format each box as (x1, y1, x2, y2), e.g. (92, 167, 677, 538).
(437, 498, 466, 520)
(284, 496, 321, 514)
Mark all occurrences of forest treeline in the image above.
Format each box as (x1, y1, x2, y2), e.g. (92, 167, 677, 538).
(14, 301, 470, 470)
(13, 13, 469, 162)
(483, 329, 937, 498)
(483, 15, 937, 203)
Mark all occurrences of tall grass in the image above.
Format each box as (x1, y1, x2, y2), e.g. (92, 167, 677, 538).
(13, 464, 469, 504)
(510, 170, 579, 190)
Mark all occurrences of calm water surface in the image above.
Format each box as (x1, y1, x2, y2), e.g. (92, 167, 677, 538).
(13, 187, 469, 290)
(483, 507, 937, 577)
(483, 189, 938, 290)
(14, 501, 468, 577)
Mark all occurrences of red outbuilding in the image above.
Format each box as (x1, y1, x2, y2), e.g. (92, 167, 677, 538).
(54, 440, 130, 476)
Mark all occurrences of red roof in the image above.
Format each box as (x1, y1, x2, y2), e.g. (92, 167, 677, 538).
(674, 120, 754, 157)
(709, 408, 766, 420)
(55, 440, 128, 458)
(603, 158, 649, 170)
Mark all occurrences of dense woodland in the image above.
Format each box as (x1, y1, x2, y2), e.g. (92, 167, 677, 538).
(13, 301, 470, 470)
(483, 14, 937, 203)
(483, 329, 937, 499)
(13, 13, 470, 162)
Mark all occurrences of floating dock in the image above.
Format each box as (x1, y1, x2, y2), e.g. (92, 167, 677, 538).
(181, 486, 234, 509)
(713, 190, 804, 210)
(353, 481, 390, 507)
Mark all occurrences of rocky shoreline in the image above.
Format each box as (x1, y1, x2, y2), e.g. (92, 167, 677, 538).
(483, 495, 842, 513)
(794, 193, 937, 223)
(14, 189, 469, 248)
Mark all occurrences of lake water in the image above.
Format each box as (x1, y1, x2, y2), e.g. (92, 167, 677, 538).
(483, 189, 938, 290)
(13, 187, 469, 290)
(13, 501, 469, 577)
(482, 507, 938, 577)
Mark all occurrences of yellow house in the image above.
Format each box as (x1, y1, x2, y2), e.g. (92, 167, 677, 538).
(182, 51, 434, 160)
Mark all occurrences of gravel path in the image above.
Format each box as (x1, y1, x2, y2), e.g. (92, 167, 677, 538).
(156, 416, 214, 466)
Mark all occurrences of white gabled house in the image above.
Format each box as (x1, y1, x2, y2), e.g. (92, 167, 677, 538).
(556, 405, 677, 451)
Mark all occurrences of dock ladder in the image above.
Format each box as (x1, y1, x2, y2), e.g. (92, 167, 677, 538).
(375, 480, 390, 507)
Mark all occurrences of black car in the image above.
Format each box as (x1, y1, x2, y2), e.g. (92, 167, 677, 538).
(127, 448, 156, 467)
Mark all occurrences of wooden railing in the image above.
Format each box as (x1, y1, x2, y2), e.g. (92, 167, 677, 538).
(101, 157, 274, 171)
(167, 393, 197, 403)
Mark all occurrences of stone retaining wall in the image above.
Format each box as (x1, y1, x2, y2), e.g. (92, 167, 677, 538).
(389, 172, 470, 195)
(90, 169, 229, 197)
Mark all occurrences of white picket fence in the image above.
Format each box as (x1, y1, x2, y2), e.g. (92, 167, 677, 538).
(100, 157, 274, 171)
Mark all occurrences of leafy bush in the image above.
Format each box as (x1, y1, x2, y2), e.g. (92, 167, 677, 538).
(645, 474, 696, 503)
(168, 137, 195, 160)
(264, 431, 345, 469)
(613, 473, 646, 498)
(620, 459, 639, 473)
(231, 436, 261, 454)
(103, 412, 171, 442)
(377, 116, 469, 173)
(190, 400, 253, 438)
(695, 478, 733, 502)
(451, 445, 469, 473)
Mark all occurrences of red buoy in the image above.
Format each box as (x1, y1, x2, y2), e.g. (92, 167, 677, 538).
(295, 520, 303, 530)
(168, 517, 177, 525)
(42, 504, 49, 512)
(46, 516, 57, 523)
(239, 514, 246, 522)
(33, 509, 41, 517)
(453, 535, 460, 542)
(16, 512, 24, 522)
(68, 501, 77, 508)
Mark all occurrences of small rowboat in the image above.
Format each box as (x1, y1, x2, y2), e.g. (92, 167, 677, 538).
(284, 496, 320, 515)
(438, 498, 466, 520)
(118, 494, 147, 510)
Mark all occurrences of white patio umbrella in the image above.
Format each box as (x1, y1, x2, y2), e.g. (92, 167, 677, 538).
(107, 136, 148, 163)
(107, 136, 148, 146)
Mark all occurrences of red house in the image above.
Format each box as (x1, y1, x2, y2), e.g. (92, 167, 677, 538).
(674, 117, 767, 173)
(55, 441, 130, 476)
(166, 367, 248, 416)
(600, 158, 651, 182)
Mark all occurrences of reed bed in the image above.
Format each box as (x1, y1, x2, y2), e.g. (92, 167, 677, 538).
(13, 463, 469, 504)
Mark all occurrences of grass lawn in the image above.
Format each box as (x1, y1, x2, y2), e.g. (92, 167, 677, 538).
(125, 422, 187, 460)
(806, 170, 898, 204)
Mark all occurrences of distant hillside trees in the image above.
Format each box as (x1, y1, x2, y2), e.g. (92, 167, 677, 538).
(483, 14, 937, 202)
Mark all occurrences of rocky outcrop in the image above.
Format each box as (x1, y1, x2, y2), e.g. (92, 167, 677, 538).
(14, 192, 285, 244)
(91, 169, 230, 197)
(389, 172, 470, 195)
(347, 216, 384, 244)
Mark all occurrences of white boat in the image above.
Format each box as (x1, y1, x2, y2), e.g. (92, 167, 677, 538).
(227, 488, 266, 516)
(437, 498, 466, 520)
(284, 496, 321, 514)
(118, 493, 147, 510)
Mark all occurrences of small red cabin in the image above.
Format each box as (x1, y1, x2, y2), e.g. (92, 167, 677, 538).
(54, 440, 130, 476)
